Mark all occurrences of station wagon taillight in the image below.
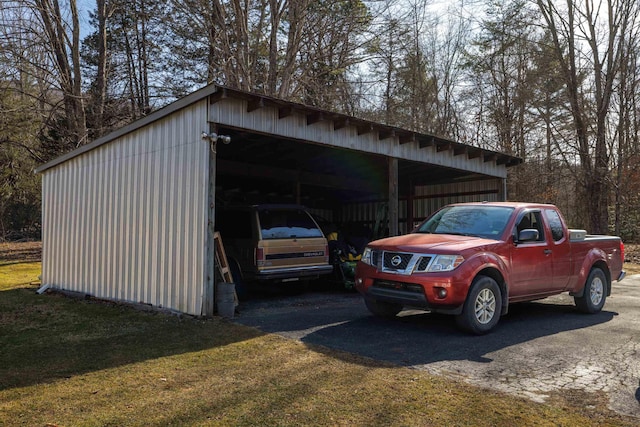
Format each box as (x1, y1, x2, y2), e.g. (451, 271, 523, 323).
(255, 247, 265, 267)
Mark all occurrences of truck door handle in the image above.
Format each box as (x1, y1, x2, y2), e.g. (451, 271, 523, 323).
(544, 249, 552, 255)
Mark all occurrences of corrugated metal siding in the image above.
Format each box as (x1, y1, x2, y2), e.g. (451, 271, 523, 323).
(340, 179, 502, 235)
(209, 98, 507, 178)
(412, 179, 501, 221)
(41, 100, 210, 315)
(339, 200, 409, 234)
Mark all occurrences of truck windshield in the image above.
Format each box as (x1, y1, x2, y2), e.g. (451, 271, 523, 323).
(415, 205, 514, 240)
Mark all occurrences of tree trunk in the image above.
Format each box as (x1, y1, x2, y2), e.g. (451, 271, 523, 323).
(536, 0, 631, 234)
(95, 0, 109, 134)
(35, 0, 87, 148)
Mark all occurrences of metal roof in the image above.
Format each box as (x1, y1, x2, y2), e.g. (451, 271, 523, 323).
(36, 84, 522, 174)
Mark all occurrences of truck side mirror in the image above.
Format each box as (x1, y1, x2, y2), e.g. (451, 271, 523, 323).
(517, 229, 539, 243)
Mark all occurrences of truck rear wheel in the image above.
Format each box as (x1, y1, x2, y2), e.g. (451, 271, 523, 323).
(456, 276, 502, 334)
(364, 298, 402, 318)
(574, 267, 607, 313)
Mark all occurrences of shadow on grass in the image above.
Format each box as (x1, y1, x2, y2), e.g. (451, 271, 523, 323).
(0, 286, 262, 391)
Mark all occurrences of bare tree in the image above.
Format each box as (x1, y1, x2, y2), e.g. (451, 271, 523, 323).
(464, 0, 549, 202)
(1, 0, 88, 151)
(612, 9, 640, 239)
(34, 0, 88, 147)
(537, 0, 636, 233)
(94, 0, 109, 131)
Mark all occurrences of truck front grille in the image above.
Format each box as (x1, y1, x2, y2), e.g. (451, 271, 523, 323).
(368, 250, 438, 275)
(416, 256, 432, 271)
(383, 252, 413, 270)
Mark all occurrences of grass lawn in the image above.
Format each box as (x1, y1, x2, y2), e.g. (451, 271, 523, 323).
(0, 251, 637, 426)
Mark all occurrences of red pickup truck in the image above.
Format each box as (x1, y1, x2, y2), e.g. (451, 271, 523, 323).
(355, 202, 626, 334)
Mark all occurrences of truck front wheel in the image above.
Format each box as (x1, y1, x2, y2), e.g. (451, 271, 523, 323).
(364, 298, 402, 318)
(574, 267, 607, 313)
(456, 276, 502, 334)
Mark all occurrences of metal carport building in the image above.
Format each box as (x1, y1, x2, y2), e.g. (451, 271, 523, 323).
(36, 84, 521, 316)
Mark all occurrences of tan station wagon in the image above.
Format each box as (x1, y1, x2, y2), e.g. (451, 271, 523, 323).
(216, 204, 332, 293)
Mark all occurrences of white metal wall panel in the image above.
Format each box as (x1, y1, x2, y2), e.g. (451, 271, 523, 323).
(208, 98, 507, 178)
(41, 100, 210, 315)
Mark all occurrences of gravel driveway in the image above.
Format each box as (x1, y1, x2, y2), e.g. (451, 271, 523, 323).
(233, 275, 640, 418)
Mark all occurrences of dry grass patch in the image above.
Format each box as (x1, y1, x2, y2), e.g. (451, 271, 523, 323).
(1, 281, 636, 426)
(0, 245, 638, 426)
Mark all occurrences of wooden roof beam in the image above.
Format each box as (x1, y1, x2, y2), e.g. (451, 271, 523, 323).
(436, 142, 451, 153)
(497, 155, 510, 165)
(209, 88, 228, 104)
(483, 153, 497, 163)
(278, 106, 293, 119)
(307, 112, 323, 125)
(378, 129, 395, 140)
(357, 123, 374, 135)
(419, 136, 434, 149)
(247, 97, 265, 113)
(453, 145, 467, 156)
(467, 148, 482, 159)
(399, 133, 417, 145)
(333, 118, 350, 130)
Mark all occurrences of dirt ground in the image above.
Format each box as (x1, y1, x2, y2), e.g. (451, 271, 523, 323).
(622, 243, 640, 274)
(0, 241, 42, 264)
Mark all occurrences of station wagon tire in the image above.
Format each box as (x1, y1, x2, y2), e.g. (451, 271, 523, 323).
(364, 298, 402, 318)
(574, 267, 607, 314)
(456, 276, 502, 335)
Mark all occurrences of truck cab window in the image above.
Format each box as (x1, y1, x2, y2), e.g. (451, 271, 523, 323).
(516, 211, 545, 242)
(544, 209, 565, 241)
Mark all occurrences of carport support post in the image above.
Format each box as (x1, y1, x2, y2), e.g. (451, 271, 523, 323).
(204, 123, 217, 317)
(499, 177, 507, 201)
(389, 157, 399, 236)
(407, 179, 414, 233)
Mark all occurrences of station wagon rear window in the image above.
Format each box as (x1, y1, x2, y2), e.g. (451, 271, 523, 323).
(258, 209, 323, 240)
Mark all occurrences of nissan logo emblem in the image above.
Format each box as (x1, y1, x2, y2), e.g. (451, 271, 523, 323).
(391, 255, 402, 267)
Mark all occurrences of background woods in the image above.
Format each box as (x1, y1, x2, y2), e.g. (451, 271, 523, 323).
(1, 0, 640, 241)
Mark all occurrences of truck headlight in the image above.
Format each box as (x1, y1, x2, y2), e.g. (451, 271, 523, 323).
(361, 247, 373, 266)
(427, 255, 464, 272)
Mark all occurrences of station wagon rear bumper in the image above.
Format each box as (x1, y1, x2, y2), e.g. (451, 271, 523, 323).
(256, 264, 334, 281)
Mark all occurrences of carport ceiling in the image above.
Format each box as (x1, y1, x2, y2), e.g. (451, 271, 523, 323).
(215, 127, 488, 206)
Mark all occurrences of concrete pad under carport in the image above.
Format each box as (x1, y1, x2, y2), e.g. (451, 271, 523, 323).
(233, 275, 640, 419)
